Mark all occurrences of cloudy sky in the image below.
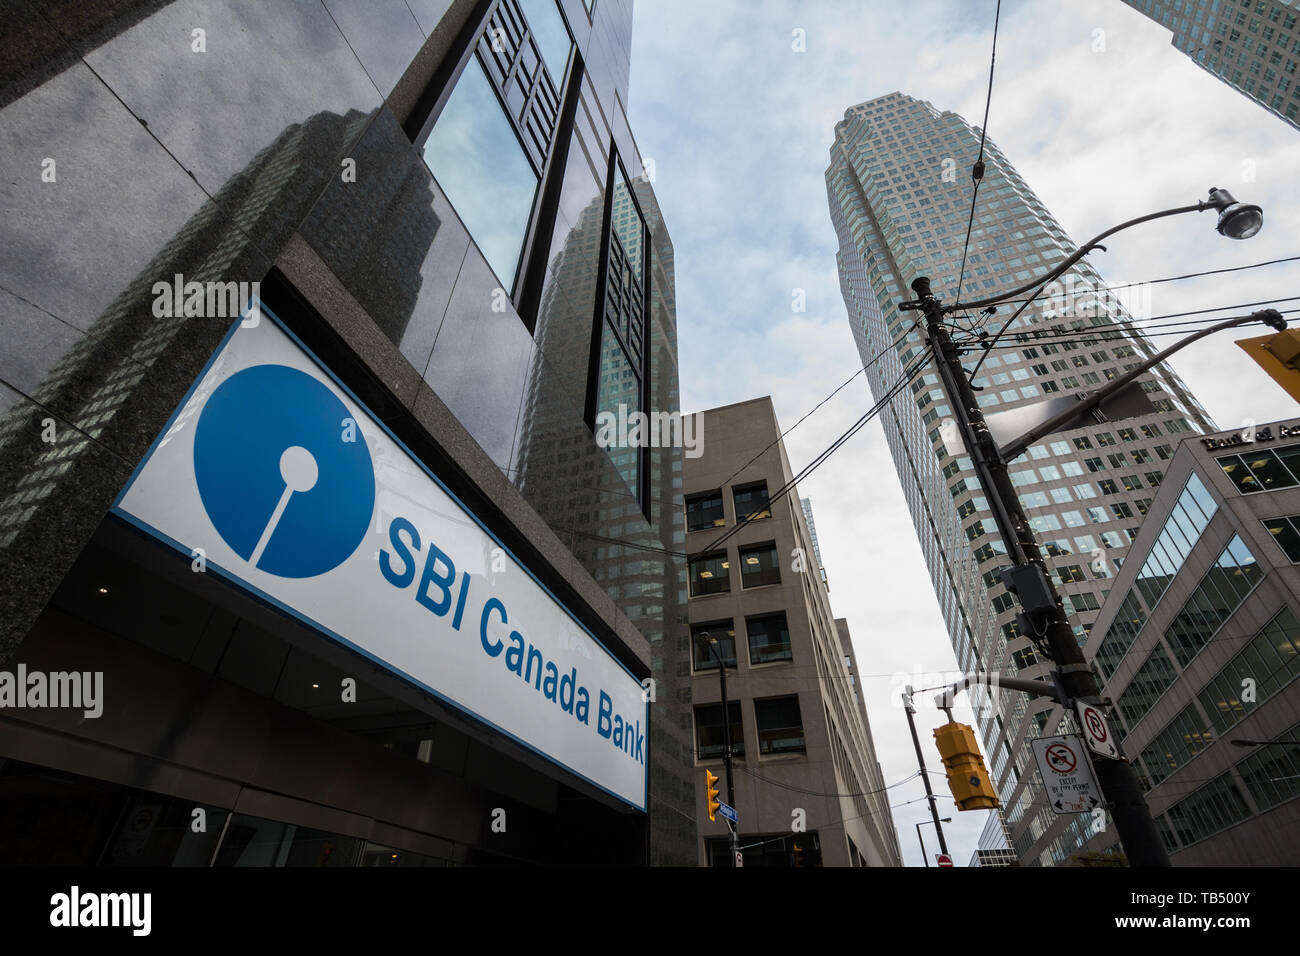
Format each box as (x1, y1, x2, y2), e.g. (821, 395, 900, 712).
(627, 0, 1300, 866)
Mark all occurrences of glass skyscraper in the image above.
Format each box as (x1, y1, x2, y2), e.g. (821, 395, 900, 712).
(825, 92, 1216, 866)
(1123, 0, 1300, 131)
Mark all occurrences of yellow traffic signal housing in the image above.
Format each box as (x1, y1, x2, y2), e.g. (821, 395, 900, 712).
(1236, 329, 1300, 405)
(933, 721, 999, 811)
(705, 769, 721, 822)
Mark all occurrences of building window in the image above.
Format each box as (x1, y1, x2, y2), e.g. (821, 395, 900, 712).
(1163, 536, 1263, 667)
(755, 696, 806, 755)
(1217, 443, 1300, 494)
(689, 552, 731, 597)
(1057, 565, 1086, 584)
(739, 542, 781, 588)
(706, 832, 821, 867)
(746, 613, 793, 665)
(694, 702, 744, 760)
(420, 0, 573, 290)
(1115, 647, 1178, 728)
(1161, 771, 1251, 848)
(686, 490, 725, 532)
(592, 156, 651, 505)
(421, 57, 540, 287)
(733, 481, 771, 522)
(1140, 705, 1214, 789)
(1262, 514, 1300, 561)
(1197, 607, 1300, 735)
(691, 621, 737, 670)
(1237, 720, 1300, 811)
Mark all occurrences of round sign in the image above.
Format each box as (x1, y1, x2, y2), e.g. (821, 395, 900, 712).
(936, 853, 953, 867)
(1083, 705, 1108, 743)
(193, 364, 375, 578)
(1045, 742, 1076, 774)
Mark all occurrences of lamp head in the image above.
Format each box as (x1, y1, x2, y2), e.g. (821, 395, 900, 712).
(1207, 187, 1263, 239)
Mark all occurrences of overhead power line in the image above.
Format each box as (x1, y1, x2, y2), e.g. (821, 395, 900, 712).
(961, 308, 1294, 353)
(566, 349, 934, 562)
(699, 315, 923, 497)
(690, 348, 935, 560)
(953, 0, 1003, 309)
(970, 254, 1300, 312)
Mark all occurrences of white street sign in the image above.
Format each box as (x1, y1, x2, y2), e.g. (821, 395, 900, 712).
(1031, 735, 1102, 815)
(1077, 702, 1120, 760)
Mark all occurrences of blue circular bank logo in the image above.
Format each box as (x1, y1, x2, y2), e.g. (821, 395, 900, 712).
(193, 364, 375, 578)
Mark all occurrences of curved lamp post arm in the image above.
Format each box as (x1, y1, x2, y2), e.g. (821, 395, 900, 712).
(952, 186, 1262, 382)
(946, 201, 1206, 315)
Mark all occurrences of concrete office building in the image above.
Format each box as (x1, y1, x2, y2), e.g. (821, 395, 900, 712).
(825, 92, 1216, 865)
(0, 0, 695, 866)
(1082, 417, 1300, 865)
(1123, 0, 1300, 131)
(684, 397, 902, 867)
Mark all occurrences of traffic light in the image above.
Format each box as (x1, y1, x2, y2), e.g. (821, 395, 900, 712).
(1236, 328, 1300, 404)
(933, 721, 998, 811)
(705, 769, 721, 822)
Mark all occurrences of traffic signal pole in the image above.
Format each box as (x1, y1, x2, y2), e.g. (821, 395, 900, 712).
(904, 276, 1170, 867)
(902, 686, 949, 858)
(703, 637, 741, 867)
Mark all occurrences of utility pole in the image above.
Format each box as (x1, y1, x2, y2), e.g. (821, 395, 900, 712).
(902, 685, 949, 859)
(904, 275, 1171, 866)
(701, 634, 741, 867)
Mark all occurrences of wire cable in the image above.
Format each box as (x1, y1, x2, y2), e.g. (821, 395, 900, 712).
(735, 765, 920, 799)
(689, 348, 935, 559)
(698, 315, 924, 500)
(977, 254, 1300, 311)
(565, 348, 936, 562)
(953, 0, 1002, 309)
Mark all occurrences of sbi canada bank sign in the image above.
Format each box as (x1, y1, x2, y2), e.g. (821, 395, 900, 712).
(114, 305, 648, 810)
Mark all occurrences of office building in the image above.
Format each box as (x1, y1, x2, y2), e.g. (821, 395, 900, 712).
(968, 809, 1018, 866)
(684, 397, 902, 867)
(825, 92, 1215, 865)
(1083, 417, 1300, 865)
(1123, 0, 1300, 130)
(801, 497, 828, 587)
(0, 0, 694, 866)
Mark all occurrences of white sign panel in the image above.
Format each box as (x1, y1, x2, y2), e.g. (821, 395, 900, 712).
(1031, 735, 1101, 815)
(113, 305, 648, 810)
(1077, 701, 1120, 760)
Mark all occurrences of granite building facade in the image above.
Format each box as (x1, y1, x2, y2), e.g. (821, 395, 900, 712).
(0, 0, 693, 866)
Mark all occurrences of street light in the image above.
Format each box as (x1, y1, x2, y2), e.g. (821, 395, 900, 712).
(962, 187, 1267, 382)
(953, 186, 1266, 316)
(896, 184, 1277, 868)
(1208, 187, 1264, 240)
(916, 817, 954, 868)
